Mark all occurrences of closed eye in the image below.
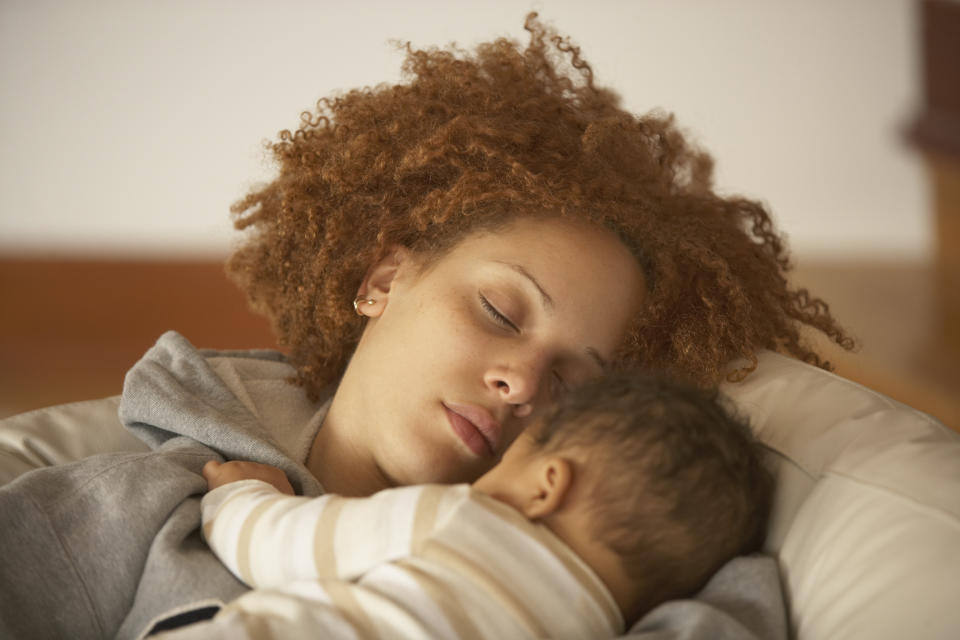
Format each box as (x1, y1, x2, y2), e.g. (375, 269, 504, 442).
(479, 293, 519, 332)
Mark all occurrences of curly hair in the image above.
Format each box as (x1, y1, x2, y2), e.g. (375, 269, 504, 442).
(226, 12, 854, 400)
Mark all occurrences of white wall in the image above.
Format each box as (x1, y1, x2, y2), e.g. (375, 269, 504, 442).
(0, 0, 928, 260)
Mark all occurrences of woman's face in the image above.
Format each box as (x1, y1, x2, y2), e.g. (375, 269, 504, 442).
(333, 216, 646, 488)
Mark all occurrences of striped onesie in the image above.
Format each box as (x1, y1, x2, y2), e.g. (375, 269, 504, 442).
(168, 480, 623, 639)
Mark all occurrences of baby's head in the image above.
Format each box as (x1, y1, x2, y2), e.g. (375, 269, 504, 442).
(473, 371, 773, 625)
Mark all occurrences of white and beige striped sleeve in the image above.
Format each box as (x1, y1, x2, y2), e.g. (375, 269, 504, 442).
(201, 480, 453, 591)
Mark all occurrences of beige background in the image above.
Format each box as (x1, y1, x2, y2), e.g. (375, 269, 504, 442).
(1, 1, 956, 428)
(0, 0, 928, 261)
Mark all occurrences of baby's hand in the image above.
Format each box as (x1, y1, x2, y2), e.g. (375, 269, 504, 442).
(202, 460, 295, 495)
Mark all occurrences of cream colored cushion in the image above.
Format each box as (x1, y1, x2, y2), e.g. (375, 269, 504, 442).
(720, 351, 960, 640)
(0, 350, 958, 639)
(0, 396, 148, 485)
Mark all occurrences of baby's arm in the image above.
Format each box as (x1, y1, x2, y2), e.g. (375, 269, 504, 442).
(200, 460, 442, 589)
(203, 459, 294, 495)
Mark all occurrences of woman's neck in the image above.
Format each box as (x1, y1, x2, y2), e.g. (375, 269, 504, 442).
(306, 394, 392, 497)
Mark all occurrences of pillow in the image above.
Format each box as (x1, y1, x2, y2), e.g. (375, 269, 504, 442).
(0, 396, 148, 485)
(721, 351, 960, 640)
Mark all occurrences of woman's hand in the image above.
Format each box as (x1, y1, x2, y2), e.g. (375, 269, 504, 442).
(202, 460, 295, 495)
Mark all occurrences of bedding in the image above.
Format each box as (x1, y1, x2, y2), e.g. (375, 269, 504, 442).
(0, 331, 786, 639)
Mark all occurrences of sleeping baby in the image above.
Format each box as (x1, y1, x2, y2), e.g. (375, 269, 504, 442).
(157, 371, 772, 639)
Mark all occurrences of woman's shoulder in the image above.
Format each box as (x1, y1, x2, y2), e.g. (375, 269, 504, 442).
(0, 332, 331, 486)
(121, 331, 329, 466)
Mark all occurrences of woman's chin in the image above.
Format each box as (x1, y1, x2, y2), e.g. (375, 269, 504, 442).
(385, 454, 486, 488)
(380, 423, 491, 487)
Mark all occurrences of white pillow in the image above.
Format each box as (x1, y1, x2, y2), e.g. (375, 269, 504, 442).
(0, 396, 147, 485)
(721, 351, 960, 640)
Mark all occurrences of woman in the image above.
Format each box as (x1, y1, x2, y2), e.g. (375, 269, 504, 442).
(0, 14, 847, 640)
(221, 14, 849, 493)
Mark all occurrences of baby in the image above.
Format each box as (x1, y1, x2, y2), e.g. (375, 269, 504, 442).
(159, 371, 773, 639)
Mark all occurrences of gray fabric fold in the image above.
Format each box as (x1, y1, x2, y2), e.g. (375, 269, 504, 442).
(626, 555, 787, 639)
(0, 331, 325, 639)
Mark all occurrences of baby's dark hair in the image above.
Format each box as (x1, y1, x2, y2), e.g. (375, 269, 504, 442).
(531, 371, 773, 615)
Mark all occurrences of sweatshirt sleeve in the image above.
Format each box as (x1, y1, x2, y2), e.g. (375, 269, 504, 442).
(201, 481, 452, 589)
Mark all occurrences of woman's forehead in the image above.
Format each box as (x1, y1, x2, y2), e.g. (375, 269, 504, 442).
(451, 216, 624, 256)
(446, 217, 642, 285)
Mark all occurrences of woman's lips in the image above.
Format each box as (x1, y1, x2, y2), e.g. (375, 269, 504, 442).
(443, 403, 500, 458)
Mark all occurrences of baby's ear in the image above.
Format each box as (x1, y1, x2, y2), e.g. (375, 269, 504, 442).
(356, 246, 412, 318)
(523, 456, 573, 520)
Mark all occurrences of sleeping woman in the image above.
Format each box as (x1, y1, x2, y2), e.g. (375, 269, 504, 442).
(0, 13, 851, 640)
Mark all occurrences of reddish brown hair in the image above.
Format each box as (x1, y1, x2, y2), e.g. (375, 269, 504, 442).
(227, 13, 853, 400)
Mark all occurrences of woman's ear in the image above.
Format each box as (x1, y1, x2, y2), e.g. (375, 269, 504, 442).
(356, 246, 411, 318)
(522, 456, 573, 520)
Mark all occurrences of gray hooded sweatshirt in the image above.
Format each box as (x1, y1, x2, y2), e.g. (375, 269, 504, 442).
(0, 331, 786, 640)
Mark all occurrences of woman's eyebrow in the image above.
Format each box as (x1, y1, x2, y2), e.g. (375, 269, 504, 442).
(493, 261, 554, 311)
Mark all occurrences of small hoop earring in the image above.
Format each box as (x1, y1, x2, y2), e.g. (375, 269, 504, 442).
(353, 296, 376, 316)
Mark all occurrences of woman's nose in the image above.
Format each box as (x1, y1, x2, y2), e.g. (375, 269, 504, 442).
(484, 362, 543, 417)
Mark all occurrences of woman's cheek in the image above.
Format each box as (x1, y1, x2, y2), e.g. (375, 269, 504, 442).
(445, 290, 482, 336)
